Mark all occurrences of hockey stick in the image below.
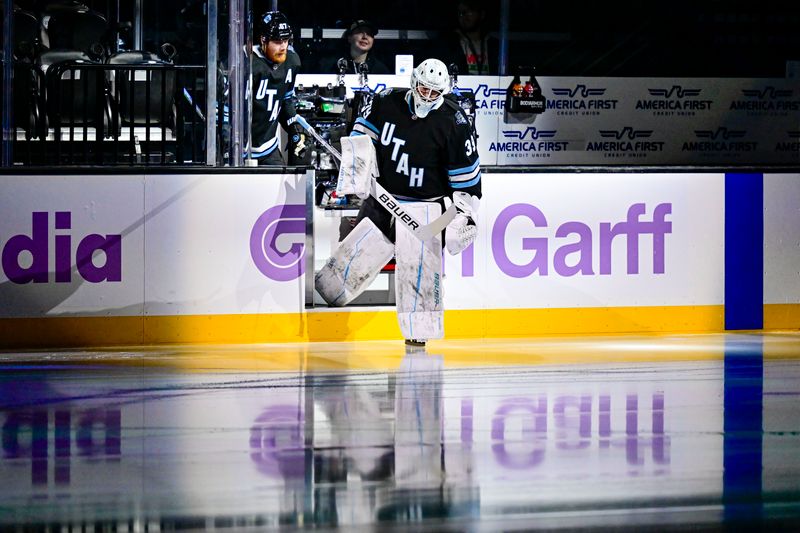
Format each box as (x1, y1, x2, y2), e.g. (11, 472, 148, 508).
(289, 115, 457, 242)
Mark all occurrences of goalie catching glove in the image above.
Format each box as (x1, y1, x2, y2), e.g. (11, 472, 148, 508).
(445, 191, 479, 255)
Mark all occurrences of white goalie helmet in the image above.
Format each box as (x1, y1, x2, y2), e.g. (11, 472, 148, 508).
(409, 58, 451, 118)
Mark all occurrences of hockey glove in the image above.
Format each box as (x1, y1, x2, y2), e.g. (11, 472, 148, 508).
(445, 191, 480, 255)
(292, 132, 307, 158)
(445, 213, 477, 255)
(287, 121, 308, 162)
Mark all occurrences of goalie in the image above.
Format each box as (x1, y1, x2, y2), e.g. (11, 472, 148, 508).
(315, 58, 481, 347)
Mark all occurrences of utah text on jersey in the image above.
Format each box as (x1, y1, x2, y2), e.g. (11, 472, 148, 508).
(350, 89, 482, 201)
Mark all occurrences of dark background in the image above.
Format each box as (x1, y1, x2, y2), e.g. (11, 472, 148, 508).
(276, 0, 799, 77)
(9, 0, 800, 76)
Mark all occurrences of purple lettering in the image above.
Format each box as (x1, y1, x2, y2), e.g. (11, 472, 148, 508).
(461, 399, 473, 448)
(625, 204, 646, 274)
(250, 406, 305, 479)
(54, 410, 70, 484)
(76, 409, 121, 457)
(491, 396, 547, 469)
(651, 204, 672, 274)
(2, 411, 49, 484)
(2, 212, 49, 283)
(2, 211, 124, 284)
(599, 394, 611, 449)
(250, 205, 306, 282)
(76, 234, 122, 283)
(461, 242, 474, 277)
(492, 203, 549, 277)
(553, 221, 594, 276)
(626, 394, 643, 465)
(554, 395, 592, 450)
(54, 211, 72, 282)
(652, 393, 668, 464)
(600, 203, 672, 275)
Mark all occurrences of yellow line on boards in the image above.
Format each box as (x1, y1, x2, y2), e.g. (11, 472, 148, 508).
(0, 304, 749, 349)
(764, 304, 800, 330)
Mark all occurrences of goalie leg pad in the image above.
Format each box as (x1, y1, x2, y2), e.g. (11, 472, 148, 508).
(395, 202, 444, 340)
(315, 217, 395, 306)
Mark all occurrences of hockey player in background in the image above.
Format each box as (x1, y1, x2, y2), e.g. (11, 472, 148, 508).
(249, 11, 306, 165)
(315, 58, 481, 347)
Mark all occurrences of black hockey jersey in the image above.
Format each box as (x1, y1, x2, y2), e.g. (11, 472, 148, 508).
(351, 89, 482, 201)
(249, 47, 301, 159)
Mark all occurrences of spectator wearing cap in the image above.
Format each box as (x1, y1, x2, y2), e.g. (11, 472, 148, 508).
(319, 19, 390, 74)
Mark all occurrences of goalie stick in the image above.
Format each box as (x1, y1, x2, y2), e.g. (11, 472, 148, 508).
(289, 115, 457, 242)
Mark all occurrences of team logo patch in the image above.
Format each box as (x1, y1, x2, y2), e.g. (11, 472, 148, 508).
(455, 111, 468, 125)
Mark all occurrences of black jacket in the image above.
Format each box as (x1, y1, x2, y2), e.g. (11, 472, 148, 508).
(437, 30, 498, 76)
(319, 52, 391, 75)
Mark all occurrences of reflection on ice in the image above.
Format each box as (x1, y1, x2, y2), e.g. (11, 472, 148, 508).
(1, 334, 799, 530)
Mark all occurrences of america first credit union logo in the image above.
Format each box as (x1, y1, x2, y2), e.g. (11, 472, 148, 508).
(548, 84, 618, 116)
(635, 86, 712, 117)
(776, 131, 800, 158)
(681, 127, 757, 158)
(352, 83, 387, 94)
(586, 127, 665, 160)
(730, 86, 800, 116)
(457, 83, 506, 116)
(490, 127, 569, 159)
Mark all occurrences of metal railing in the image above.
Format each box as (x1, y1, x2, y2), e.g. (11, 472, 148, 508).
(12, 61, 209, 166)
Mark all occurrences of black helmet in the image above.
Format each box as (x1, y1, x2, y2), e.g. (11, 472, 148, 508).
(257, 11, 292, 41)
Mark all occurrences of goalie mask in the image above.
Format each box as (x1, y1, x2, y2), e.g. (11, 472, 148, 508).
(409, 59, 451, 118)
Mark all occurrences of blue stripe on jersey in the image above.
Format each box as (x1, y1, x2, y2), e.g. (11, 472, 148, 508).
(251, 145, 278, 157)
(351, 130, 378, 144)
(355, 117, 380, 136)
(448, 158, 481, 176)
(251, 137, 279, 157)
(450, 172, 481, 189)
(283, 90, 295, 99)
